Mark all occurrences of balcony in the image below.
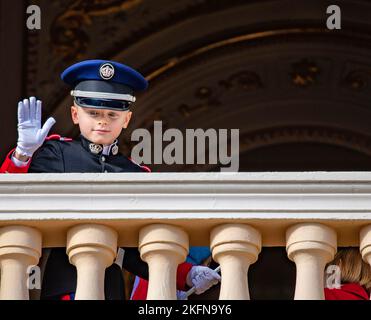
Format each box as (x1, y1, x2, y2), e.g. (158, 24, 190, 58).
(0, 172, 370, 300)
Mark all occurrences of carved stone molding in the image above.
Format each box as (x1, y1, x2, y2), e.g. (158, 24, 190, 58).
(16, 0, 371, 172)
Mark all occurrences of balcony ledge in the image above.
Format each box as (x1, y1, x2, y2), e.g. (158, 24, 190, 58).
(0, 172, 370, 247)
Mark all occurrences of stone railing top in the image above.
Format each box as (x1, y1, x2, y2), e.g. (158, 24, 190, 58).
(0, 172, 370, 247)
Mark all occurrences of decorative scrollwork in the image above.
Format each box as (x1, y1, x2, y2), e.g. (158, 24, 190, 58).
(290, 59, 320, 87)
(178, 71, 262, 118)
(240, 126, 371, 156)
(51, 0, 142, 62)
(178, 86, 222, 118)
(341, 69, 371, 90)
(219, 71, 263, 91)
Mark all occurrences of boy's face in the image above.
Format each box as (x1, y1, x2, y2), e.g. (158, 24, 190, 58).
(71, 104, 132, 145)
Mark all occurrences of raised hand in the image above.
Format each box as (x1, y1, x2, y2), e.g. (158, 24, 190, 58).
(15, 97, 56, 158)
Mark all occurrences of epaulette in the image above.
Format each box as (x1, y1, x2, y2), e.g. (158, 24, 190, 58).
(45, 134, 73, 142)
(128, 157, 151, 172)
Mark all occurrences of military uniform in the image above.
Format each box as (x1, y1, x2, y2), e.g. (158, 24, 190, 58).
(29, 133, 151, 299)
(0, 59, 193, 299)
(0, 133, 193, 299)
(29, 134, 150, 173)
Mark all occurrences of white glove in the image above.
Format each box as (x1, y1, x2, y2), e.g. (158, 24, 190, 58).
(15, 97, 56, 157)
(186, 266, 221, 295)
(176, 290, 188, 300)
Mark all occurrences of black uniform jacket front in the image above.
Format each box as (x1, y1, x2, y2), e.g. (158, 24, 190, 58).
(29, 134, 150, 299)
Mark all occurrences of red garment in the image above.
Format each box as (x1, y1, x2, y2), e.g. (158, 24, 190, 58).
(0, 135, 72, 174)
(0, 148, 30, 173)
(60, 293, 75, 300)
(131, 277, 149, 300)
(325, 283, 369, 300)
(131, 262, 193, 300)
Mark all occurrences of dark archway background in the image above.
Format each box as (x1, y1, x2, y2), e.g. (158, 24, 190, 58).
(1, 0, 371, 300)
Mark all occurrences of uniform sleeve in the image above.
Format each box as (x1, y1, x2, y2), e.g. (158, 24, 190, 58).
(130, 277, 149, 300)
(176, 262, 193, 291)
(29, 141, 65, 173)
(122, 247, 193, 291)
(0, 148, 30, 173)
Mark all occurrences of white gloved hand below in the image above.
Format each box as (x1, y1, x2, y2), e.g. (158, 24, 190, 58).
(176, 290, 188, 300)
(15, 97, 56, 157)
(186, 266, 221, 295)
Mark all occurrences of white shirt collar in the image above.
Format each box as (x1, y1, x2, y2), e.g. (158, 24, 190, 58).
(102, 139, 118, 156)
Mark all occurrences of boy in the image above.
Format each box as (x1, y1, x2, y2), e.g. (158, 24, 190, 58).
(1, 60, 220, 299)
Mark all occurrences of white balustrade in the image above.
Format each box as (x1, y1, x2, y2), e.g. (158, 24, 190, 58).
(210, 224, 261, 300)
(66, 224, 118, 300)
(286, 223, 337, 300)
(0, 226, 42, 300)
(139, 224, 189, 300)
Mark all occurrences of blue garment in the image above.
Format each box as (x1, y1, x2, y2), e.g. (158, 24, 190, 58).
(186, 247, 211, 265)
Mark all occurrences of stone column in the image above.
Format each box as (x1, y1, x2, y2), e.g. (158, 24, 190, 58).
(286, 223, 337, 300)
(67, 224, 118, 300)
(210, 224, 262, 300)
(139, 224, 189, 300)
(0, 226, 42, 300)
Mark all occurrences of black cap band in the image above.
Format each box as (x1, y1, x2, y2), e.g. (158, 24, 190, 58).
(74, 97, 131, 111)
(75, 80, 134, 95)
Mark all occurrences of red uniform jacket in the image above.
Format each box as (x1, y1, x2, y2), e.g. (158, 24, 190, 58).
(0, 148, 31, 173)
(0, 135, 70, 173)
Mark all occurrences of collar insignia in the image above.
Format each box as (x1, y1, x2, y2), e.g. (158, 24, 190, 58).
(111, 145, 119, 155)
(89, 143, 103, 154)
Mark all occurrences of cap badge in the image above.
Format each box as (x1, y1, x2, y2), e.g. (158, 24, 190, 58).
(100, 63, 115, 80)
(89, 143, 103, 154)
